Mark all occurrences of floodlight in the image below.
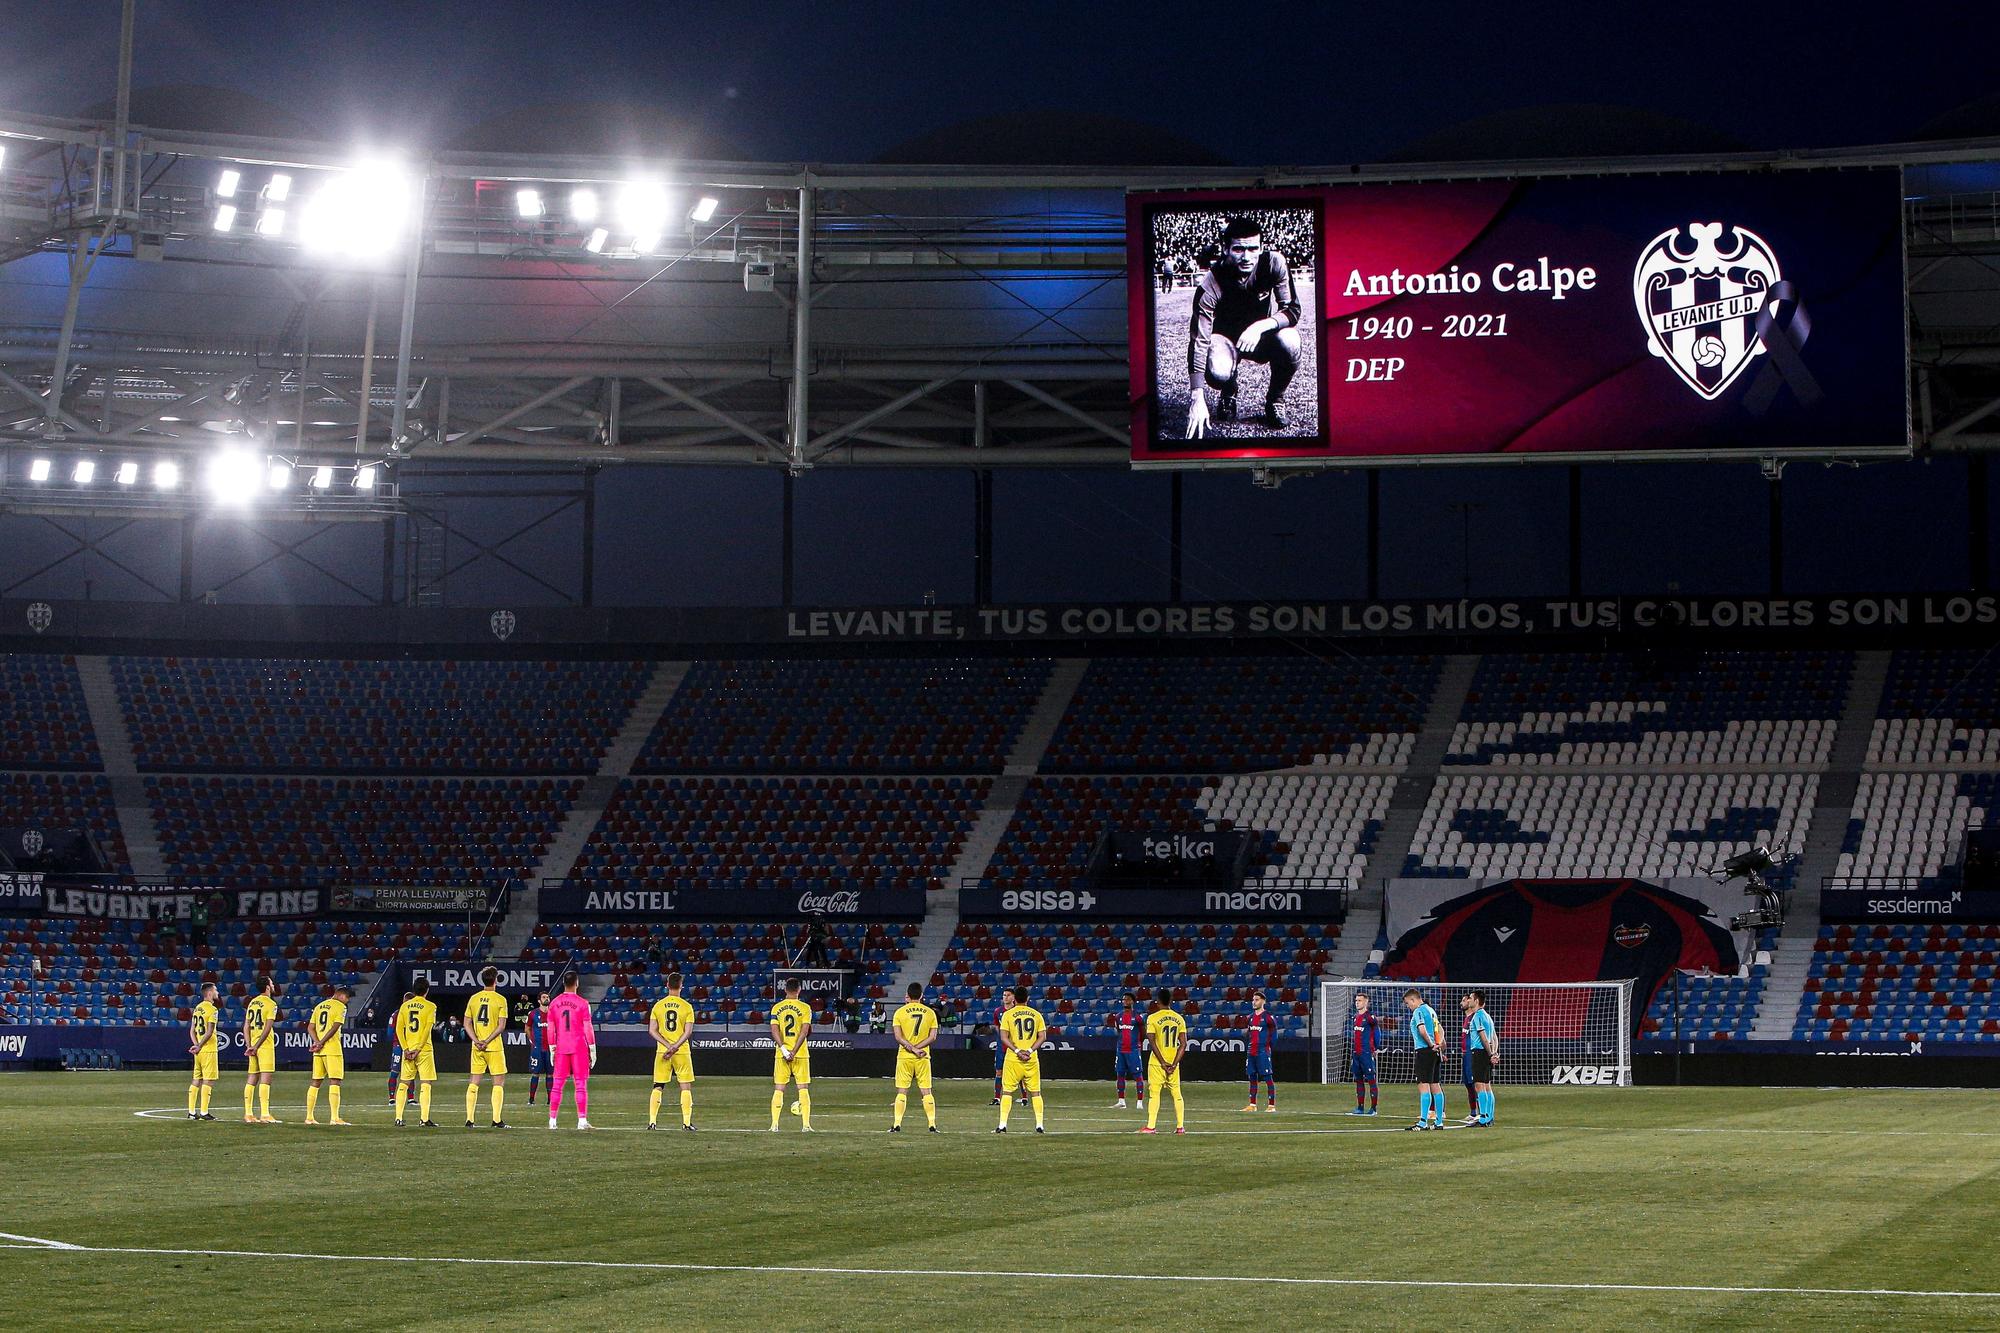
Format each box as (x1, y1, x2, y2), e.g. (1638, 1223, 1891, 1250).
(633, 232, 660, 256)
(516, 188, 544, 219)
(27, 458, 50, 482)
(205, 450, 261, 504)
(301, 162, 413, 259)
(216, 168, 241, 198)
(266, 173, 292, 202)
(0, 145, 7, 171)
(311, 465, 334, 490)
(569, 187, 599, 222)
(72, 460, 95, 484)
(115, 461, 139, 485)
(584, 228, 608, 254)
(213, 204, 238, 232)
(268, 461, 292, 490)
(153, 461, 180, 490)
(690, 195, 719, 223)
(615, 180, 671, 238)
(353, 464, 377, 490)
(256, 208, 285, 237)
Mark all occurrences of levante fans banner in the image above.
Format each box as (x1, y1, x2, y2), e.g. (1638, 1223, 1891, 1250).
(538, 883, 927, 922)
(960, 883, 1346, 922)
(1380, 877, 1741, 1015)
(1129, 170, 1907, 465)
(9, 592, 1999, 650)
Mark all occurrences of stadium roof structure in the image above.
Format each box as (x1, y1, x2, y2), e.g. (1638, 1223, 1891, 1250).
(1, 104, 1999, 485)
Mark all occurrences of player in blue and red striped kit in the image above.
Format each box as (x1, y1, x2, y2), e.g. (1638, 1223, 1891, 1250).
(1346, 991, 1382, 1115)
(1109, 991, 1146, 1110)
(1241, 990, 1279, 1112)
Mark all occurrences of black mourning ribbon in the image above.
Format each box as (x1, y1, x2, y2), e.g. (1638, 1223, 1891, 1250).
(1741, 280, 1820, 414)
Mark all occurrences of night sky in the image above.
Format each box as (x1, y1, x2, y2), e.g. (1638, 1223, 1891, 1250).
(3, 1, 1998, 163)
(0, 2, 1995, 609)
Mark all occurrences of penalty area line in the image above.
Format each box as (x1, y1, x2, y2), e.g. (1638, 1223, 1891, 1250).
(0, 1240, 1994, 1300)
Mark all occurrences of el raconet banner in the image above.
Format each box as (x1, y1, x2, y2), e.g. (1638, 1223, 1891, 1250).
(1129, 169, 1907, 465)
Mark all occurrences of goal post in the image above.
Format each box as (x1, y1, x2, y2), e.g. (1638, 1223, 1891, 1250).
(1319, 979, 1634, 1087)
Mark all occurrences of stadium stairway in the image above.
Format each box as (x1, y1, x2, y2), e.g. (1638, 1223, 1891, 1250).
(1004, 658, 1088, 775)
(1750, 649, 1888, 1038)
(75, 656, 165, 876)
(486, 661, 689, 960)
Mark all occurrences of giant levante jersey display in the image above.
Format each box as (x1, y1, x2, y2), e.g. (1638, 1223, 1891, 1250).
(1128, 169, 1907, 465)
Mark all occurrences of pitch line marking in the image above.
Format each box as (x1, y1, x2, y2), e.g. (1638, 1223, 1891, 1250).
(0, 1238, 1994, 1301)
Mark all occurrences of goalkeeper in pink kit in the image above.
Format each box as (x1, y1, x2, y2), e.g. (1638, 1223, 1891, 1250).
(545, 971, 597, 1130)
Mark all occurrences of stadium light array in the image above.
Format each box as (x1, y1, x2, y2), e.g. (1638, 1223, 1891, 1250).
(690, 195, 719, 224)
(311, 465, 333, 490)
(266, 173, 292, 203)
(28, 458, 50, 482)
(516, 188, 544, 219)
(215, 168, 240, 198)
(213, 204, 237, 233)
(300, 162, 413, 259)
(115, 462, 139, 486)
(255, 208, 285, 237)
(206, 449, 262, 505)
(569, 187, 599, 223)
(354, 465, 377, 490)
(72, 460, 94, 484)
(153, 461, 180, 490)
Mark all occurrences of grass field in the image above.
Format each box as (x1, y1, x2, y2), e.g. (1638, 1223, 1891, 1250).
(3, 1073, 1998, 1330)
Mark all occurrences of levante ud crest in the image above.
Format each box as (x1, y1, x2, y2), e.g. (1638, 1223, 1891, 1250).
(1633, 222, 1783, 400)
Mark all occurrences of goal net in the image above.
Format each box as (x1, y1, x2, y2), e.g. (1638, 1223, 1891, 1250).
(1319, 980, 1634, 1087)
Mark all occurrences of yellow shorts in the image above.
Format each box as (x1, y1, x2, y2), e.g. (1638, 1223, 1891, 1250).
(399, 1047, 437, 1083)
(311, 1050, 345, 1081)
(773, 1048, 811, 1086)
(245, 1042, 277, 1076)
(192, 1048, 218, 1081)
(894, 1049, 933, 1091)
(1001, 1050, 1042, 1095)
(1148, 1059, 1181, 1095)
(653, 1047, 694, 1084)
(470, 1044, 508, 1077)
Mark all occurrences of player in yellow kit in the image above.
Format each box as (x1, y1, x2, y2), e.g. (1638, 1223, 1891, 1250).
(185, 980, 220, 1120)
(890, 980, 940, 1133)
(242, 975, 282, 1123)
(995, 984, 1048, 1134)
(305, 982, 352, 1126)
(1142, 988, 1189, 1135)
(394, 979, 440, 1127)
(647, 971, 697, 1131)
(768, 977, 814, 1132)
(462, 966, 511, 1129)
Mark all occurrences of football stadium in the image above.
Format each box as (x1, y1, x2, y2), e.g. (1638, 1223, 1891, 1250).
(3, 5, 2000, 1329)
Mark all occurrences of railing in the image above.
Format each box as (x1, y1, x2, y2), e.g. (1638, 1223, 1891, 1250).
(1821, 876, 1930, 894)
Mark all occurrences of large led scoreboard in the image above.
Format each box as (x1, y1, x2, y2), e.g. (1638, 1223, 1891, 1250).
(1127, 169, 1908, 467)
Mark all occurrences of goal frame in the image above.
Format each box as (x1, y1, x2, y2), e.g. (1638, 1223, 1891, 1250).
(1318, 978, 1635, 1088)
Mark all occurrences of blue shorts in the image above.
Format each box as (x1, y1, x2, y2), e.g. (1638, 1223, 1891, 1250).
(993, 1039, 1006, 1072)
(528, 1047, 548, 1074)
(1463, 1056, 1478, 1089)
(1351, 1053, 1376, 1081)
(1246, 1050, 1274, 1081)
(1113, 1051, 1143, 1080)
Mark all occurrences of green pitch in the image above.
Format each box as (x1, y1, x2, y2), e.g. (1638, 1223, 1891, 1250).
(2, 1074, 1997, 1330)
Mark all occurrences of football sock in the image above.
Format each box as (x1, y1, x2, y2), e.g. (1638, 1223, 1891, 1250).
(794, 1087, 808, 1128)
(997, 1095, 1012, 1129)
(922, 1092, 936, 1129)
(396, 1082, 410, 1120)
(679, 1087, 693, 1127)
(418, 1083, 432, 1122)
(1468, 1088, 1479, 1115)
(1171, 1083, 1185, 1131)
(1480, 1089, 1494, 1122)
(328, 1085, 341, 1119)
(575, 1081, 589, 1118)
(1249, 1077, 1259, 1105)
(1264, 1079, 1276, 1102)
(893, 1092, 908, 1128)
(649, 1085, 663, 1125)
(1030, 1095, 1044, 1130)
(1356, 1082, 1367, 1109)
(1147, 1091, 1160, 1130)
(492, 1086, 505, 1122)
(528, 1076, 539, 1104)
(467, 1085, 482, 1123)
(770, 1088, 784, 1130)
(259, 1083, 272, 1118)
(306, 1085, 319, 1121)
(1369, 1080, 1378, 1109)
(187, 1082, 199, 1115)
(198, 1084, 212, 1114)
(244, 1082, 255, 1118)
(1419, 1091, 1433, 1122)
